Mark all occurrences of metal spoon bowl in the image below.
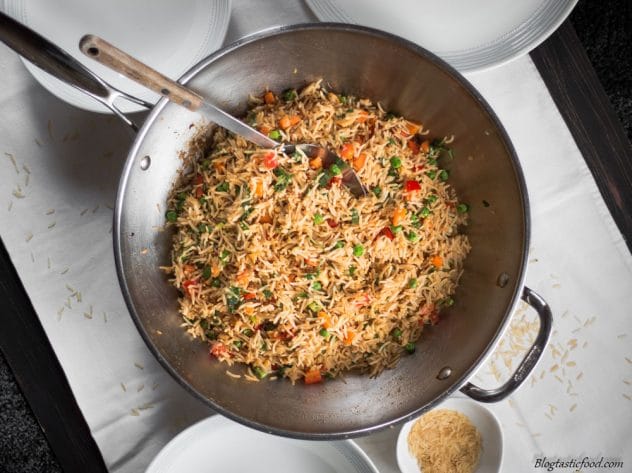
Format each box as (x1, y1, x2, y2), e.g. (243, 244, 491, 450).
(79, 35, 367, 197)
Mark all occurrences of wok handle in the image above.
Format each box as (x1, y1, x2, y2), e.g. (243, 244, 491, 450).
(459, 286, 552, 403)
(0, 12, 151, 131)
(79, 35, 203, 111)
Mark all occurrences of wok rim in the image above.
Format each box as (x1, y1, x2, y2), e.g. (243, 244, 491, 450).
(113, 22, 530, 439)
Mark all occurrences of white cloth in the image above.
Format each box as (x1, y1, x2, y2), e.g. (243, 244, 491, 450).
(0, 1, 631, 472)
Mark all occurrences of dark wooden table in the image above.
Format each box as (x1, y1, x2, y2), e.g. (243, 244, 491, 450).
(1, 18, 631, 473)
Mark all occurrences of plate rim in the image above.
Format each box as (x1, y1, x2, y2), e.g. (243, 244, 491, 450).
(145, 414, 380, 473)
(305, 0, 578, 73)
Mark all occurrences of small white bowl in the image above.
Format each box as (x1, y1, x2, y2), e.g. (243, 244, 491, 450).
(396, 397, 503, 473)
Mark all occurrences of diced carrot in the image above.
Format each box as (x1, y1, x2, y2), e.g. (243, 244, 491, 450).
(392, 207, 407, 226)
(243, 292, 256, 301)
(243, 305, 255, 315)
(421, 140, 431, 153)
(304, 258, 319, 267)
(352, 152, 367, 171)
(213, 161, 225, 172)
(343, 330, 355, 346)
(259, 124, 271, 135)
(259, 213, 273, 224)
(318, 311, 332, 329)
(289, 115, 301, 126)
(340, 142, 355, 160)
(211, 264, 221, 277)
(304, 369, 323, 384)
(309, 156, 322, 169)
(405, 121, 421, 136)
(431, 255, 443, 268)
(264, 91, 276, 105)
(356, 110, 369, 123)
(183, 264, 196, 275)
(279, 115, 292, 130)
(253, 179, 264, 198)
(288, 274, 296, 282)
(326, 218, 338, 228)
(407, 140, 420, 154)
(236, 269, 251, 286)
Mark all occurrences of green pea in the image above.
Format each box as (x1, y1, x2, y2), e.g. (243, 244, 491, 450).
(438, 169, 449, 181)
(165, 210, 177, 222)
(390, 156, 402, 169)
(405, 342, 416, 354)
(313, 213, 325, 225)
(268, 129, 282, 140)
(406, 232, 419, 242)
(353, 244, 365, 257)
(312, 281, 322, 291)
(408, 278, 418, 288)
(457, 203, 470, 213)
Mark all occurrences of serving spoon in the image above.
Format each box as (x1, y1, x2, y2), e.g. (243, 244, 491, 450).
(79, 35, 367, 198)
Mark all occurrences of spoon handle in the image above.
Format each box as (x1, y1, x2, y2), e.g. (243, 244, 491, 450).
(79, 34, 203, 110)
(79, 34, 277, 148)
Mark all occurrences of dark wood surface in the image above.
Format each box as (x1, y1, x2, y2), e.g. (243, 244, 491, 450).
(1, 16, 631, 473)
(531, 21, 632, 252)
(0, 244, 108, 472)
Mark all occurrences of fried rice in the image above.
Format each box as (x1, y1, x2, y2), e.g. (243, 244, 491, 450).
(163, 81, 470, 384)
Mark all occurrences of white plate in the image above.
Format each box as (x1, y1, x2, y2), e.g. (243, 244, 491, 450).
(396, 397, 503, 473)
(306, 0, 577, 73)
(2, 0, 231, 113)
(146, 415, 379, 473)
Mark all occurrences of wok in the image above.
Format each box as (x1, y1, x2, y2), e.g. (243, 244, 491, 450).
(0, 16, 552, 438)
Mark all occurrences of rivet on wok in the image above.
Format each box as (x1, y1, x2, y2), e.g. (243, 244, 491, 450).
(140, 155, 151, 171)
(436, 367, 452, 380)
(496, 272, 510, 288)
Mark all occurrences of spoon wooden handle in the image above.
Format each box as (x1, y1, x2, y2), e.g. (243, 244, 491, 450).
(79, 34, 202, 111)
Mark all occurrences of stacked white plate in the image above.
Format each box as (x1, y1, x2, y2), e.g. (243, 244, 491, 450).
(306, 0, 578, 73)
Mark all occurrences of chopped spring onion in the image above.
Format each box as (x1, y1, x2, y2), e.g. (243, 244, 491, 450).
(351, 208, 359, 225)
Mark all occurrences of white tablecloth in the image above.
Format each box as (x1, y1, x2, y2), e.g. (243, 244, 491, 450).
(1, 1, 631, 472)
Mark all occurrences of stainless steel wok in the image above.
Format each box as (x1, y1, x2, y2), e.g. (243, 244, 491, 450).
(0, 16, 552, 439)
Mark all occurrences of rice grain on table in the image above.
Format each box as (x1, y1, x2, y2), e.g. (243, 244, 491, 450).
(164, 82, 470, 384)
